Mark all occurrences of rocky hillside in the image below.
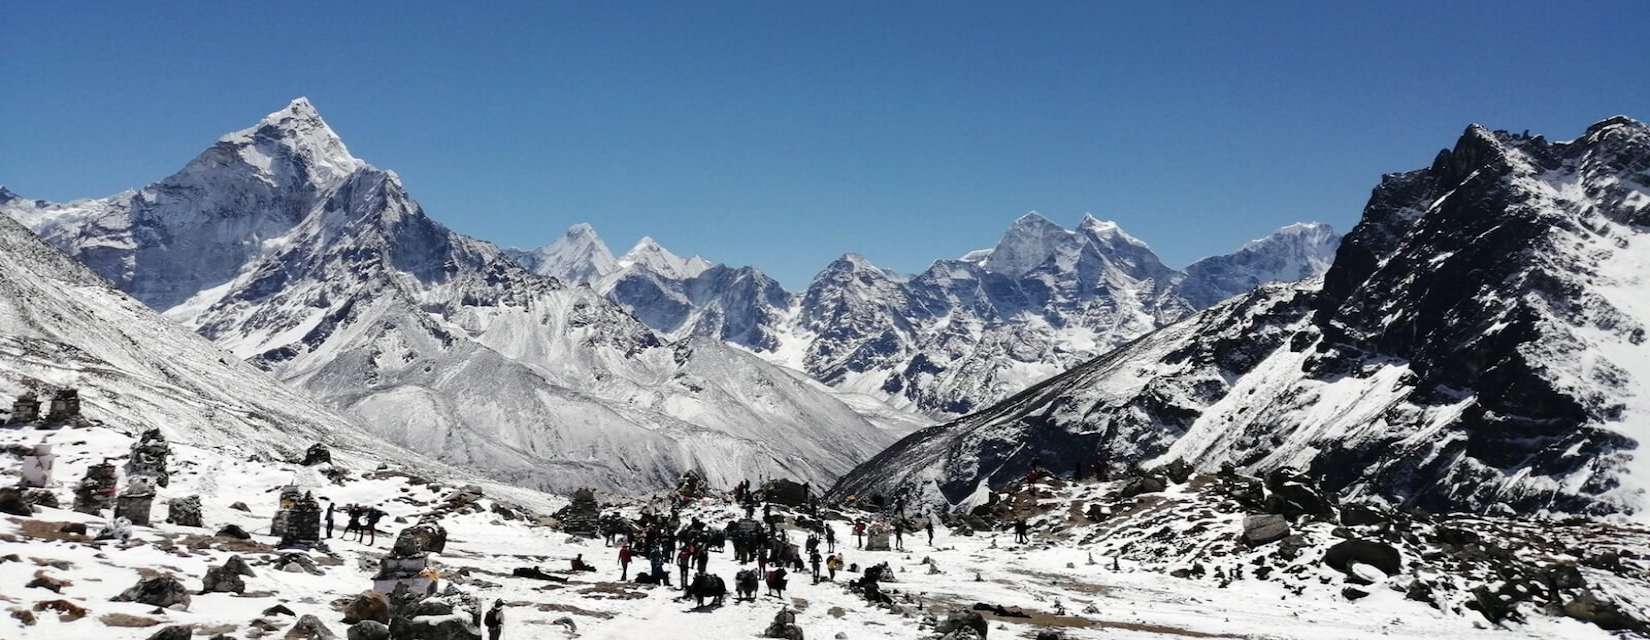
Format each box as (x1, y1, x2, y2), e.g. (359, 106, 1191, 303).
(833, 116, 1650, 521)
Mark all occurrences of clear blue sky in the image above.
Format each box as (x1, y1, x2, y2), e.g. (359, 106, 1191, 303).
(4, 2, 1647, 288)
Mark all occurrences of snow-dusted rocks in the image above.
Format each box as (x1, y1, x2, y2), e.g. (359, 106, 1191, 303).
(3, 99, 893, 492)
(834, 116, 1650, 520)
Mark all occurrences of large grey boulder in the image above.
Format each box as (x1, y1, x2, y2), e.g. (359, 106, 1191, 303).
(1241, 514, 1290, 546)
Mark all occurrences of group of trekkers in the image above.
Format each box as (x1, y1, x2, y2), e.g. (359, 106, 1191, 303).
(322, 501, 386, 545)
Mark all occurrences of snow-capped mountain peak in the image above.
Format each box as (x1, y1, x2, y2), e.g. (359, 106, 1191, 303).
(618, 236, 712, 279)
(210, 97, 364, 190)
(506, 222, 619, 285)
(980, 211, 1074, 276)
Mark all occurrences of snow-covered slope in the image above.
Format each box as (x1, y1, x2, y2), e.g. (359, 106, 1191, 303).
(834, 116, 1650, 521)
(3, 99, 895, 492)
(0, 210, 402, 462)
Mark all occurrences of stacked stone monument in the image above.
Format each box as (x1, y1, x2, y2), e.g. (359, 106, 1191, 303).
(371, 520, 448, 595)
(270, 485, 303, 538)
(8, 393, 40, 425)
(115, 476, 157, 526)
(557, 488, 601, 537)
(73, 461, 118, 515)
(124, 429, 171, 487)
(279, 491, 323, 549)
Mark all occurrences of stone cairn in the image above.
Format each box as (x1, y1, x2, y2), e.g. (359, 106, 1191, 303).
(19, 443, 55, 488)
(73, 461, 118, 515)
(7, 392, 41, 425)
(115, 476, 157, 526)
(557, 488, 601, 538)
(46, 388, 81, 422)
(279, 491, 323, 549)
(270, 484, 303, 538)
(124, 428, 171, 487)
(372, 520, 448, 595)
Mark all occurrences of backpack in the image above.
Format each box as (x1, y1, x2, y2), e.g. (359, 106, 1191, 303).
(484, 608, 501, 627)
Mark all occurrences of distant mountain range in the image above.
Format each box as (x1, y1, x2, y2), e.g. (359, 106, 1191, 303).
(505, 211, 1339, 419)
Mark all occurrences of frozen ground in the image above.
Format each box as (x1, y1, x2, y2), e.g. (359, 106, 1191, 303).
(0, 425, 1628, 639)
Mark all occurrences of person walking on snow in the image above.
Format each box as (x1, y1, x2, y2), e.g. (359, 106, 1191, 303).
(925, 516, 934, 546)
(618, 543, 633, 580)
(824, 524, 836, 553)
(809, 548, 822, 583)
(894, 520, 905, 551)
(1014, 518, 1030, 544)
(484, 599, 505, 640)
(853, 520, 866, 549)
(325, 502, 335, 539)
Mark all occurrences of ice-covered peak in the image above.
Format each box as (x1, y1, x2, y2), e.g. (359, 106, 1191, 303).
(0, 186, 17, 203)
(203, 97, 364, 190)
(619, 236, 712, 279)
(518, 223, 618, 285)
(1077, 214, 1150, 249)
(982, 211, 1075, 277)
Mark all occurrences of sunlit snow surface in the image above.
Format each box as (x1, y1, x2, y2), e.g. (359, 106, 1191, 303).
(1, 426, 1624, 640)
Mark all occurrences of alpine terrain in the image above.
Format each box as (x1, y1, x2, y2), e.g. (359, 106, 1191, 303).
(1, 99, 896, 492)
(509, 215, 1340, 420)
(833, 116, 1650, 522)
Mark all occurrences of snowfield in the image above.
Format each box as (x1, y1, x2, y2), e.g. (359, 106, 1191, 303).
(3, 425, 1632, 639)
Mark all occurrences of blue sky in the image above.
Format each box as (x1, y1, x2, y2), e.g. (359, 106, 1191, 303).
(4, 2, 1647, 288)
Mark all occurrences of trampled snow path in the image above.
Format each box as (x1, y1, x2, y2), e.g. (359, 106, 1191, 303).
(2, 425, 1607, 639)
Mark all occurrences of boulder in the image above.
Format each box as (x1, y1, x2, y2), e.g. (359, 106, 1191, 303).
(1563, 591, 1648, 633)
(763, 607, 805, 639)
(0, 487, 34, 516)
(230, 501, 251, 512)
(1323, 540, 1401, 577)
(1118, 475, 1167, 498)
(201, 564, 246, 594)
(343, 591, 391, 624)
(1263, 468, 1332, 519)
(286, 614, 338, 639)
(392, 521, 448, 556)
(112, 575, 192, 610)
(935, 609, 988, 638)
(1338, 503, 1387, 527)
(1241, 514, 1290, 546)
(165, 496, 204, 527)
(347, 620, 391, 640)
(1158, 459, 1193, 484)
(24, 488, 59, 509)
(302, 444, 333, 466)
(216, 524, 252, 540)
(146, 626, 193, 640)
